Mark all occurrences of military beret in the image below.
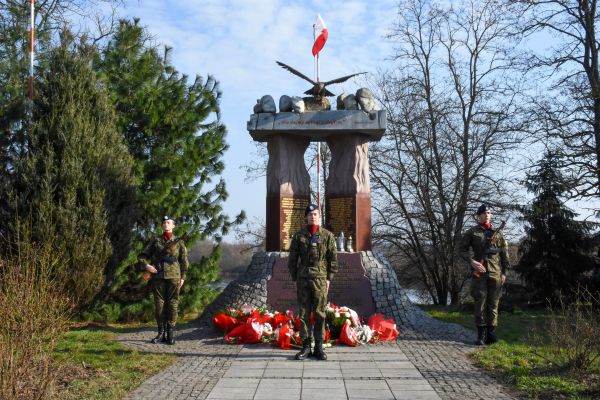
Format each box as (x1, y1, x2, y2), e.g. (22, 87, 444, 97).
(304, 203, 319, 216)
(163, 215, 174, 222)
(476, 204, 490, 215)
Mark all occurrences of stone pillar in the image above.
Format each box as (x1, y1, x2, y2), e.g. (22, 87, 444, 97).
(326, 133, 372, 251)
(265, 135, 311, 251)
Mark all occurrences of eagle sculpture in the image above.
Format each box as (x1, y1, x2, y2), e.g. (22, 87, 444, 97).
(276, 61, 366, 99)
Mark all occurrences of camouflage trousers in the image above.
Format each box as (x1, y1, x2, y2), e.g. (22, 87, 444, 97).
(152, 278, 180, 327)
(471, 274, 503, 327)
(296, 277, 328, 341)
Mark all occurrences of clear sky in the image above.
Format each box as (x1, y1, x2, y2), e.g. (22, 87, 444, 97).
(118, 0, 399, 239)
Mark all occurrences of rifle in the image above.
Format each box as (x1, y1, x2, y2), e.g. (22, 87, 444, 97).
(143, 231, 189, 282)
(474, 221, 505, 278)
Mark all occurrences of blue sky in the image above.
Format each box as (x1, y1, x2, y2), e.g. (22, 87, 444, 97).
(118, 0, 399, 239)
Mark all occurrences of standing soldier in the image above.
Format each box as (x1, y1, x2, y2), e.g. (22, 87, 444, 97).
(460, 204, 509, 345)
(288, 204, 338, 360)
(139, 216, 188, 345)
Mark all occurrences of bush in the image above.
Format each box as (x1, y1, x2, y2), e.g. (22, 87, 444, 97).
(530, 287, 600, 371)
(0, 240, 70, 399)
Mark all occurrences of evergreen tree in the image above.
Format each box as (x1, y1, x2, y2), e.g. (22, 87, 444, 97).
(10, 33, 136, 308)
(90, 19, 244, 321)
(516, 151, 597, 301)
(0, 2, 51, 236)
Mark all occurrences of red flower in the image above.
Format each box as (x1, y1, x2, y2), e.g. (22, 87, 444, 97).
(272, 312, 292, 329)
(338, 319, 359, 347)
(250, 310, 274, 326)
(224, 319, 263, 344)
(275, 323, 294, 349)
(213, 313, 239, 333)
(367, 313, 399, 341)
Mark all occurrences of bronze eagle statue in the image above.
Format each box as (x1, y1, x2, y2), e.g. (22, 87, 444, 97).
(276, 61, 367, 99)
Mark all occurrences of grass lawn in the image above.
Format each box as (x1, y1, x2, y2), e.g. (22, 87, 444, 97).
(50, 325, 176, 400)
(420, 305, 600, 399)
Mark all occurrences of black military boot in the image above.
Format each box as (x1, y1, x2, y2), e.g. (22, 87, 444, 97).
(485, 326, 497, 344)
(475, 326, 486, 346)
(166, 324, 175, 345)
(295, 340, 312, 360)
(150, 323, 165, 344)
(313, 340, 327, 361)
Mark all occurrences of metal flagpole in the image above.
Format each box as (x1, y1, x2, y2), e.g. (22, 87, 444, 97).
(313, 19, 321, 214)
(29, 0, 35, 101)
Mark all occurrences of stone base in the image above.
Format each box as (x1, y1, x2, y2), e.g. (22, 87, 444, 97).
(197, 251, 430, 333)
(267, 253, 376, 317)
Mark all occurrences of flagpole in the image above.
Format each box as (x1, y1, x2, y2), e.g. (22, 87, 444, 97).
(313, 19, 321, 213)
(316, 47, 320, 82)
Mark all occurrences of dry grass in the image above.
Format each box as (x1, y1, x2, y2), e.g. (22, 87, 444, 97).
(530, 287, 600, 372)
(0, 238, 71, 400)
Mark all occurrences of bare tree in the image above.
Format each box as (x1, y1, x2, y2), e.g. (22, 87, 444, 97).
(372, 0, 526, 305)
(511, 0, 600, 202)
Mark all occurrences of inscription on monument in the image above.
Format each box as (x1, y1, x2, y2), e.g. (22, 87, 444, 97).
(327, 197, 354, 238)
(267, 254, 376, 317)
(280, 197, 309, 250)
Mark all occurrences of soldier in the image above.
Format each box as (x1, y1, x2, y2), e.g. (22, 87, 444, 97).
(460, 204, 509, 345)
(139, 216, 188, 345)
(288, 203, 338, 360)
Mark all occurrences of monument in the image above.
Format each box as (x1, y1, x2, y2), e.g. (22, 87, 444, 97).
(238, 53, 386, 316)
(198, 36, 430, 332)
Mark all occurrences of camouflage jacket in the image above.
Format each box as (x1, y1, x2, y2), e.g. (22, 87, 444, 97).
(288, 227, 338, 281)
(139, 235, 189, 280)
(459, 224, 510, 278)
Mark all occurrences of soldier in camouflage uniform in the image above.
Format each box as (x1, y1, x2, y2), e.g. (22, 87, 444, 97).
(139, 216, 188, 345)
(460, 204, 509, 345)
(288, 204, 338, 360)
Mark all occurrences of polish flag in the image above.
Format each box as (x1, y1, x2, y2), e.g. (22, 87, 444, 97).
(312, 14, 328, 56)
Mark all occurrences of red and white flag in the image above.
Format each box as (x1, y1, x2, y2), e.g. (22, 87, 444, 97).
(312, 14, 328, 56)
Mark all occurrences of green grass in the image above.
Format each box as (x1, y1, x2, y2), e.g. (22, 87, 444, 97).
(51, 329, 176, 400)
(419, 305, 550, 344)
(420, 305, 600, 399)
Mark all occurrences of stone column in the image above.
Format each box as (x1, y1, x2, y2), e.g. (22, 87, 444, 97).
(326, 133, 372, 251)
(265, 135, 311, 251)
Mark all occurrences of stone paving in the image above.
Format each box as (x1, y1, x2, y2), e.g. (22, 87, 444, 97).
(118, 251, 523, 399)
(119, 319, 521, 399)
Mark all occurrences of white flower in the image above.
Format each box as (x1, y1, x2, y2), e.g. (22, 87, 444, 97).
(240, 304, 254, 315)
(262, 323, 273, 336)
(356, 325, 373, 344)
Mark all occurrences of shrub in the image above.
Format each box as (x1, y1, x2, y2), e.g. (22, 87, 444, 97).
(530, 287, 600, 371)
(0, 239, 70, 399)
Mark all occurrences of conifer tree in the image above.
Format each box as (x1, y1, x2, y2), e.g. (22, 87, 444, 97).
(516, 151, 597, 301)
(91, 19, 244, 320)
(8, 33, 136, 308)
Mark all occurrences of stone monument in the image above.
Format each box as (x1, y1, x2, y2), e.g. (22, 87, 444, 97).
(197, 62, 425, 331)
(248, 108, 385, 252)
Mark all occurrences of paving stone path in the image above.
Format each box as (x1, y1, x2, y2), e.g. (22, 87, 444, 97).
(118, 318, 521, 399)
(118, 251, 522, 399)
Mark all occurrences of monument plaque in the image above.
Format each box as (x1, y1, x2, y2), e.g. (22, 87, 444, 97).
(267, 253, 376, 317)
(264, 135, 310, 251)
(326, 196, 355, 239)
(280, 197, 309, 250)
